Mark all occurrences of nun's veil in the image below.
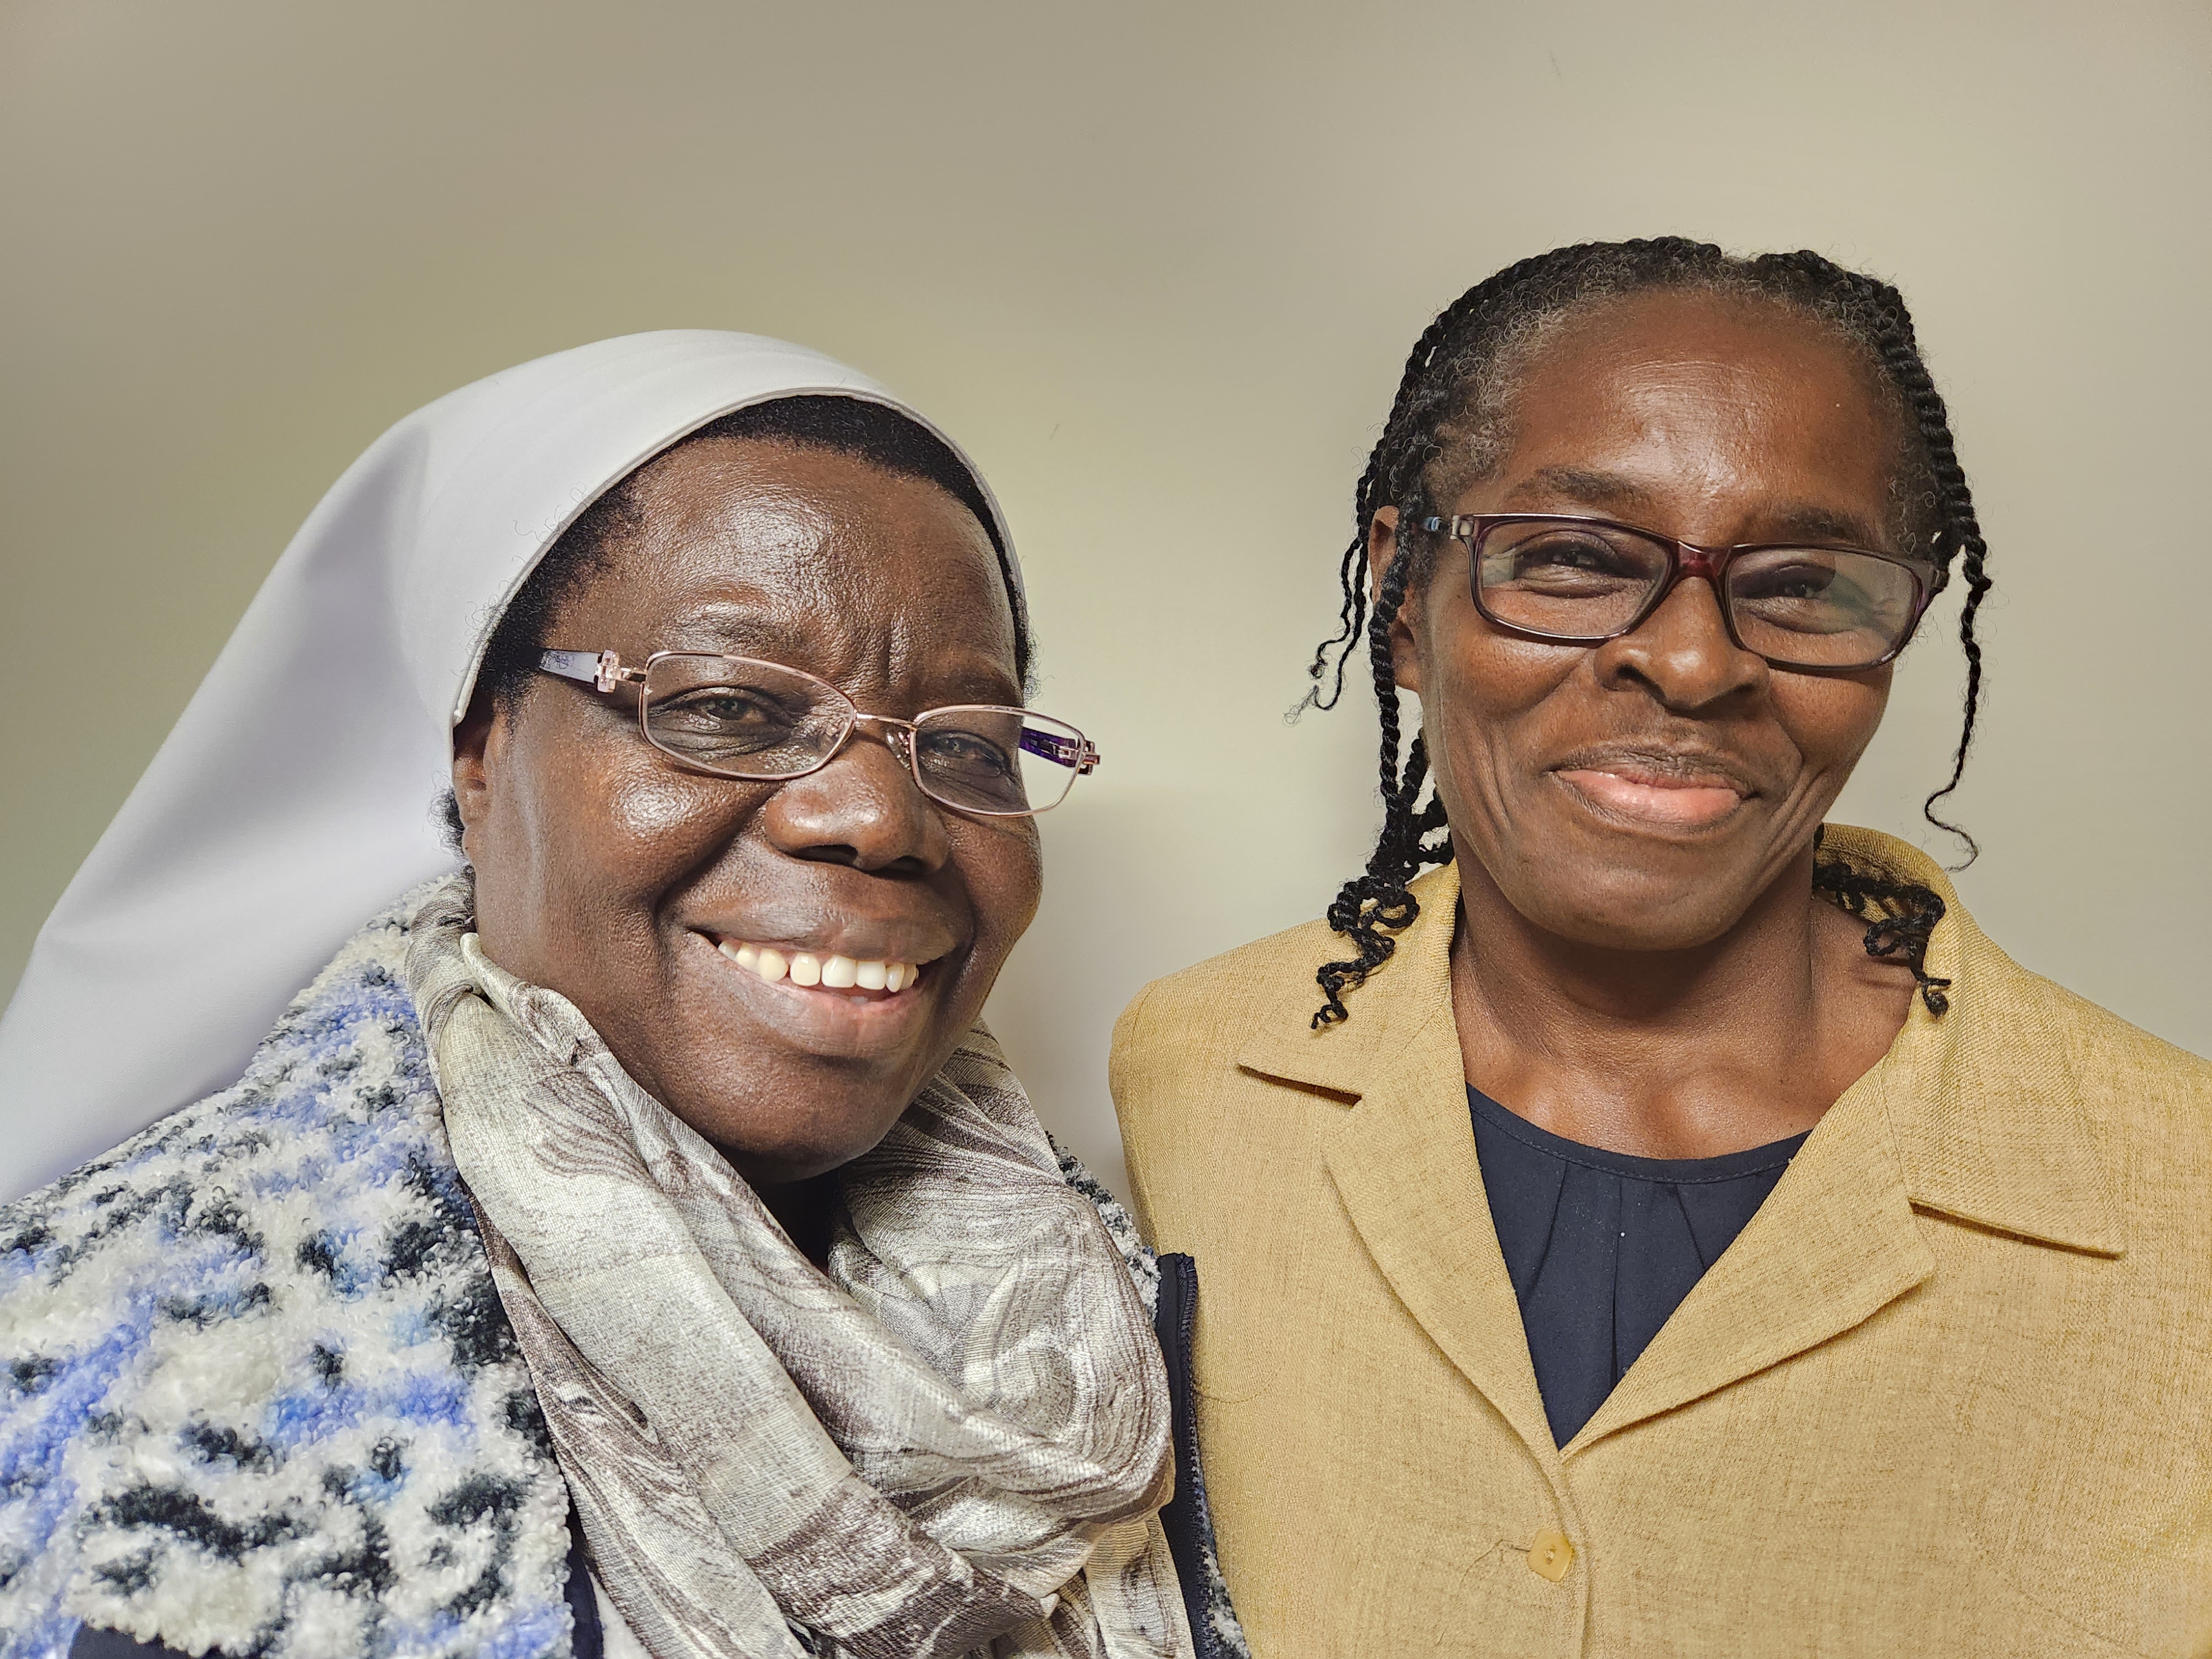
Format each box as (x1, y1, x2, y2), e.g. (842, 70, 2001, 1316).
(0, 332, 1022, 1203)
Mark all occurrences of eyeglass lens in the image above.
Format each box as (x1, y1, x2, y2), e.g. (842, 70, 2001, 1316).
(638, 655, 1086, 814)
(1474, 519, 1922, 668)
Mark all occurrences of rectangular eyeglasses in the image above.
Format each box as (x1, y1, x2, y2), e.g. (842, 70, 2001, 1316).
(1420, 513, 1942, 674)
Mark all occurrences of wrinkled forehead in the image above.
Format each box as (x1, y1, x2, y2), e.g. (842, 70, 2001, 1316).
(1433, 288, 1916, 529)
(566, 438, 1022, 694)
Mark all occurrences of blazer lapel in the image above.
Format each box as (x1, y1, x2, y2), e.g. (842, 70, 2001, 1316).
(1564, 1047, 1936, 1454)
(1564, 830, 2124, 1454)
(1237, 865, 1559, 1461)
(1321, 1013, 1562, 1460)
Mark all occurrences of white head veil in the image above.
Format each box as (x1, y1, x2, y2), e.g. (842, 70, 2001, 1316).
(0, 331, 1020, 1203)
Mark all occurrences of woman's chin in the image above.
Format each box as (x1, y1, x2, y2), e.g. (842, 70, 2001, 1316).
(1496, 864, 1761, 954)
(599, 985, 954, 1174)
(719, 1133, 894, 1188)
(1550, 905, 1744, 953)
(1479, 787, 1802, 946)
(660, 1082, 912, 1183)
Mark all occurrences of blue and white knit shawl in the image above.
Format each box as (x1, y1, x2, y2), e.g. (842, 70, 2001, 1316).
(0, 893, 1166, 1659)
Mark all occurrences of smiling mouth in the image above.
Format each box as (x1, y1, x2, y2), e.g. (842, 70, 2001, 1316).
(1553, 757, 1754, 829)
(712, 937, 934, 1000)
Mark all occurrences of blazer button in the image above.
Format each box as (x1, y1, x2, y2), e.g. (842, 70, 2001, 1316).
(1526, 1527, 1575, 1583)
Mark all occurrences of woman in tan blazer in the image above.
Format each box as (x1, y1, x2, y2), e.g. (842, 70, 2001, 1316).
(1112, 238, 2212, 1657)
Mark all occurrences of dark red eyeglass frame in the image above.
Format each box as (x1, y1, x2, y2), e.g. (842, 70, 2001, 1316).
(1418, 512, 1947, 675)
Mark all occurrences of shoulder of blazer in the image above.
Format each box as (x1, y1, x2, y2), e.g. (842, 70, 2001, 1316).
(1110, 915, 1338, 1086)
(1111, 863, 1464, 1120)
(1790, 826, 2207, 1256)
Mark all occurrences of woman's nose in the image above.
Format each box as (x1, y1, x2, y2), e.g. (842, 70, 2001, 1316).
(757, 730, 951, 875)
(1593, 576, 1767, 710)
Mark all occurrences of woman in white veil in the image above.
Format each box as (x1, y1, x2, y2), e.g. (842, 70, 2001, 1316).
(0, 335, 1242, 1659)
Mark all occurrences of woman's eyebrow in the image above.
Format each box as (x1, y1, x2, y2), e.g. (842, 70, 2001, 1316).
(1501, 467, 1885, 546)
(1759, 505, 1887, 546)
(654, 608, 1024, 702)
(1503, 465, 1655, 513)
(653, 604, 795, 656)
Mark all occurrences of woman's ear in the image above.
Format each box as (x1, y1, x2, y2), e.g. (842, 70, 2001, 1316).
(449, 692, 499, 864)
(1365, 507, 1425, 697)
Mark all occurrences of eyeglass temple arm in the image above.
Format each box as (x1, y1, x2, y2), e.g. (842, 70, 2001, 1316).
(1018, 727, 1102, 775)
(539, 649, 648, 693)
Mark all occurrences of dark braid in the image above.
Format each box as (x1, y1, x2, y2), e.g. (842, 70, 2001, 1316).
(1809, 829, 1953, 1015)
(1297, 252, 1567, 716)
(1750, 252, 1993, 857)
(1313, 551, 1452, 1023)
(1308, 238, 1991, 1025)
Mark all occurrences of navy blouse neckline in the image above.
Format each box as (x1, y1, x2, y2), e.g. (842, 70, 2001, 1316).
(1468, 1086, 1808, 1447)
(1468, 1087, 1807, 1185)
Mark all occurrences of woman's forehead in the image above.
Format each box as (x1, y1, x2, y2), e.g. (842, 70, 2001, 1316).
(1479, 292, 1903, 515)
(634, 437, 996, 551)
(554, 439, 1019, 683)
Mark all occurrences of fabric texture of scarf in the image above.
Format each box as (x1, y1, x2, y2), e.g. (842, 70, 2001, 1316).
(401, 878, 1192, 1659)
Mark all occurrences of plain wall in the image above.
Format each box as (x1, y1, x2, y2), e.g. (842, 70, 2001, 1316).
(4, 0, 2208, 1201)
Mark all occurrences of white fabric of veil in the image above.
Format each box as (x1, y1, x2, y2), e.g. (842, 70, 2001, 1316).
(0, 331, 1021, 1203)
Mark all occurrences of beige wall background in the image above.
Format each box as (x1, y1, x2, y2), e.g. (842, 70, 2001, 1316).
(4, 0, 2208, 1201)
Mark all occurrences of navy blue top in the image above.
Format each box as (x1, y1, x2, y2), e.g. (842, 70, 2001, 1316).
(1468, 1086, 1807, 1447)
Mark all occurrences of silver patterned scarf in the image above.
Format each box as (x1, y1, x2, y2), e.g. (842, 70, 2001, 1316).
(401, 879, 1191, 1659)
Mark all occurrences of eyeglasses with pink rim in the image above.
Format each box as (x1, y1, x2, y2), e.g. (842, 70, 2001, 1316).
(536, 648, 1099, 817)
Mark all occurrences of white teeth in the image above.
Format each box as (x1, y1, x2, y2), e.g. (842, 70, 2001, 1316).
(718, 940, 921, 993)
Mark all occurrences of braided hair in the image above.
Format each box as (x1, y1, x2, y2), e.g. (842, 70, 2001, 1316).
(1305, 238, 1987, 1025)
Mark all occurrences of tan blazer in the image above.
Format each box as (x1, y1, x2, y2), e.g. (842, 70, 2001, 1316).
(1112, 826, 2212, 1658)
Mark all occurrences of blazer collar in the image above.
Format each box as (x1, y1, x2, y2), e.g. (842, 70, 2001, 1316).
(1237, 828, 2125, 1259)
(1234, 862, 1463, 1103)
(1817, 826, 2124, 1258)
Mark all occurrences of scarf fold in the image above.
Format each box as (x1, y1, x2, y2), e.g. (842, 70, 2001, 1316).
(401, 878, 1191, 1659)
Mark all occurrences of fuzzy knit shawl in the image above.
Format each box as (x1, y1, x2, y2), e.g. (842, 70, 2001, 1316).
(0, 889, 1176, 1659)
(405, 879, 1189, 1659)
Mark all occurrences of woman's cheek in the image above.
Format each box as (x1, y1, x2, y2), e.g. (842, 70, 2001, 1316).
(582, 771, 764, 915)
(1426, 647, 1557, 823)
(602, 766, 720, 852)
(954, 824, 1043, 978)
(1775, 672, 1892, 797)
